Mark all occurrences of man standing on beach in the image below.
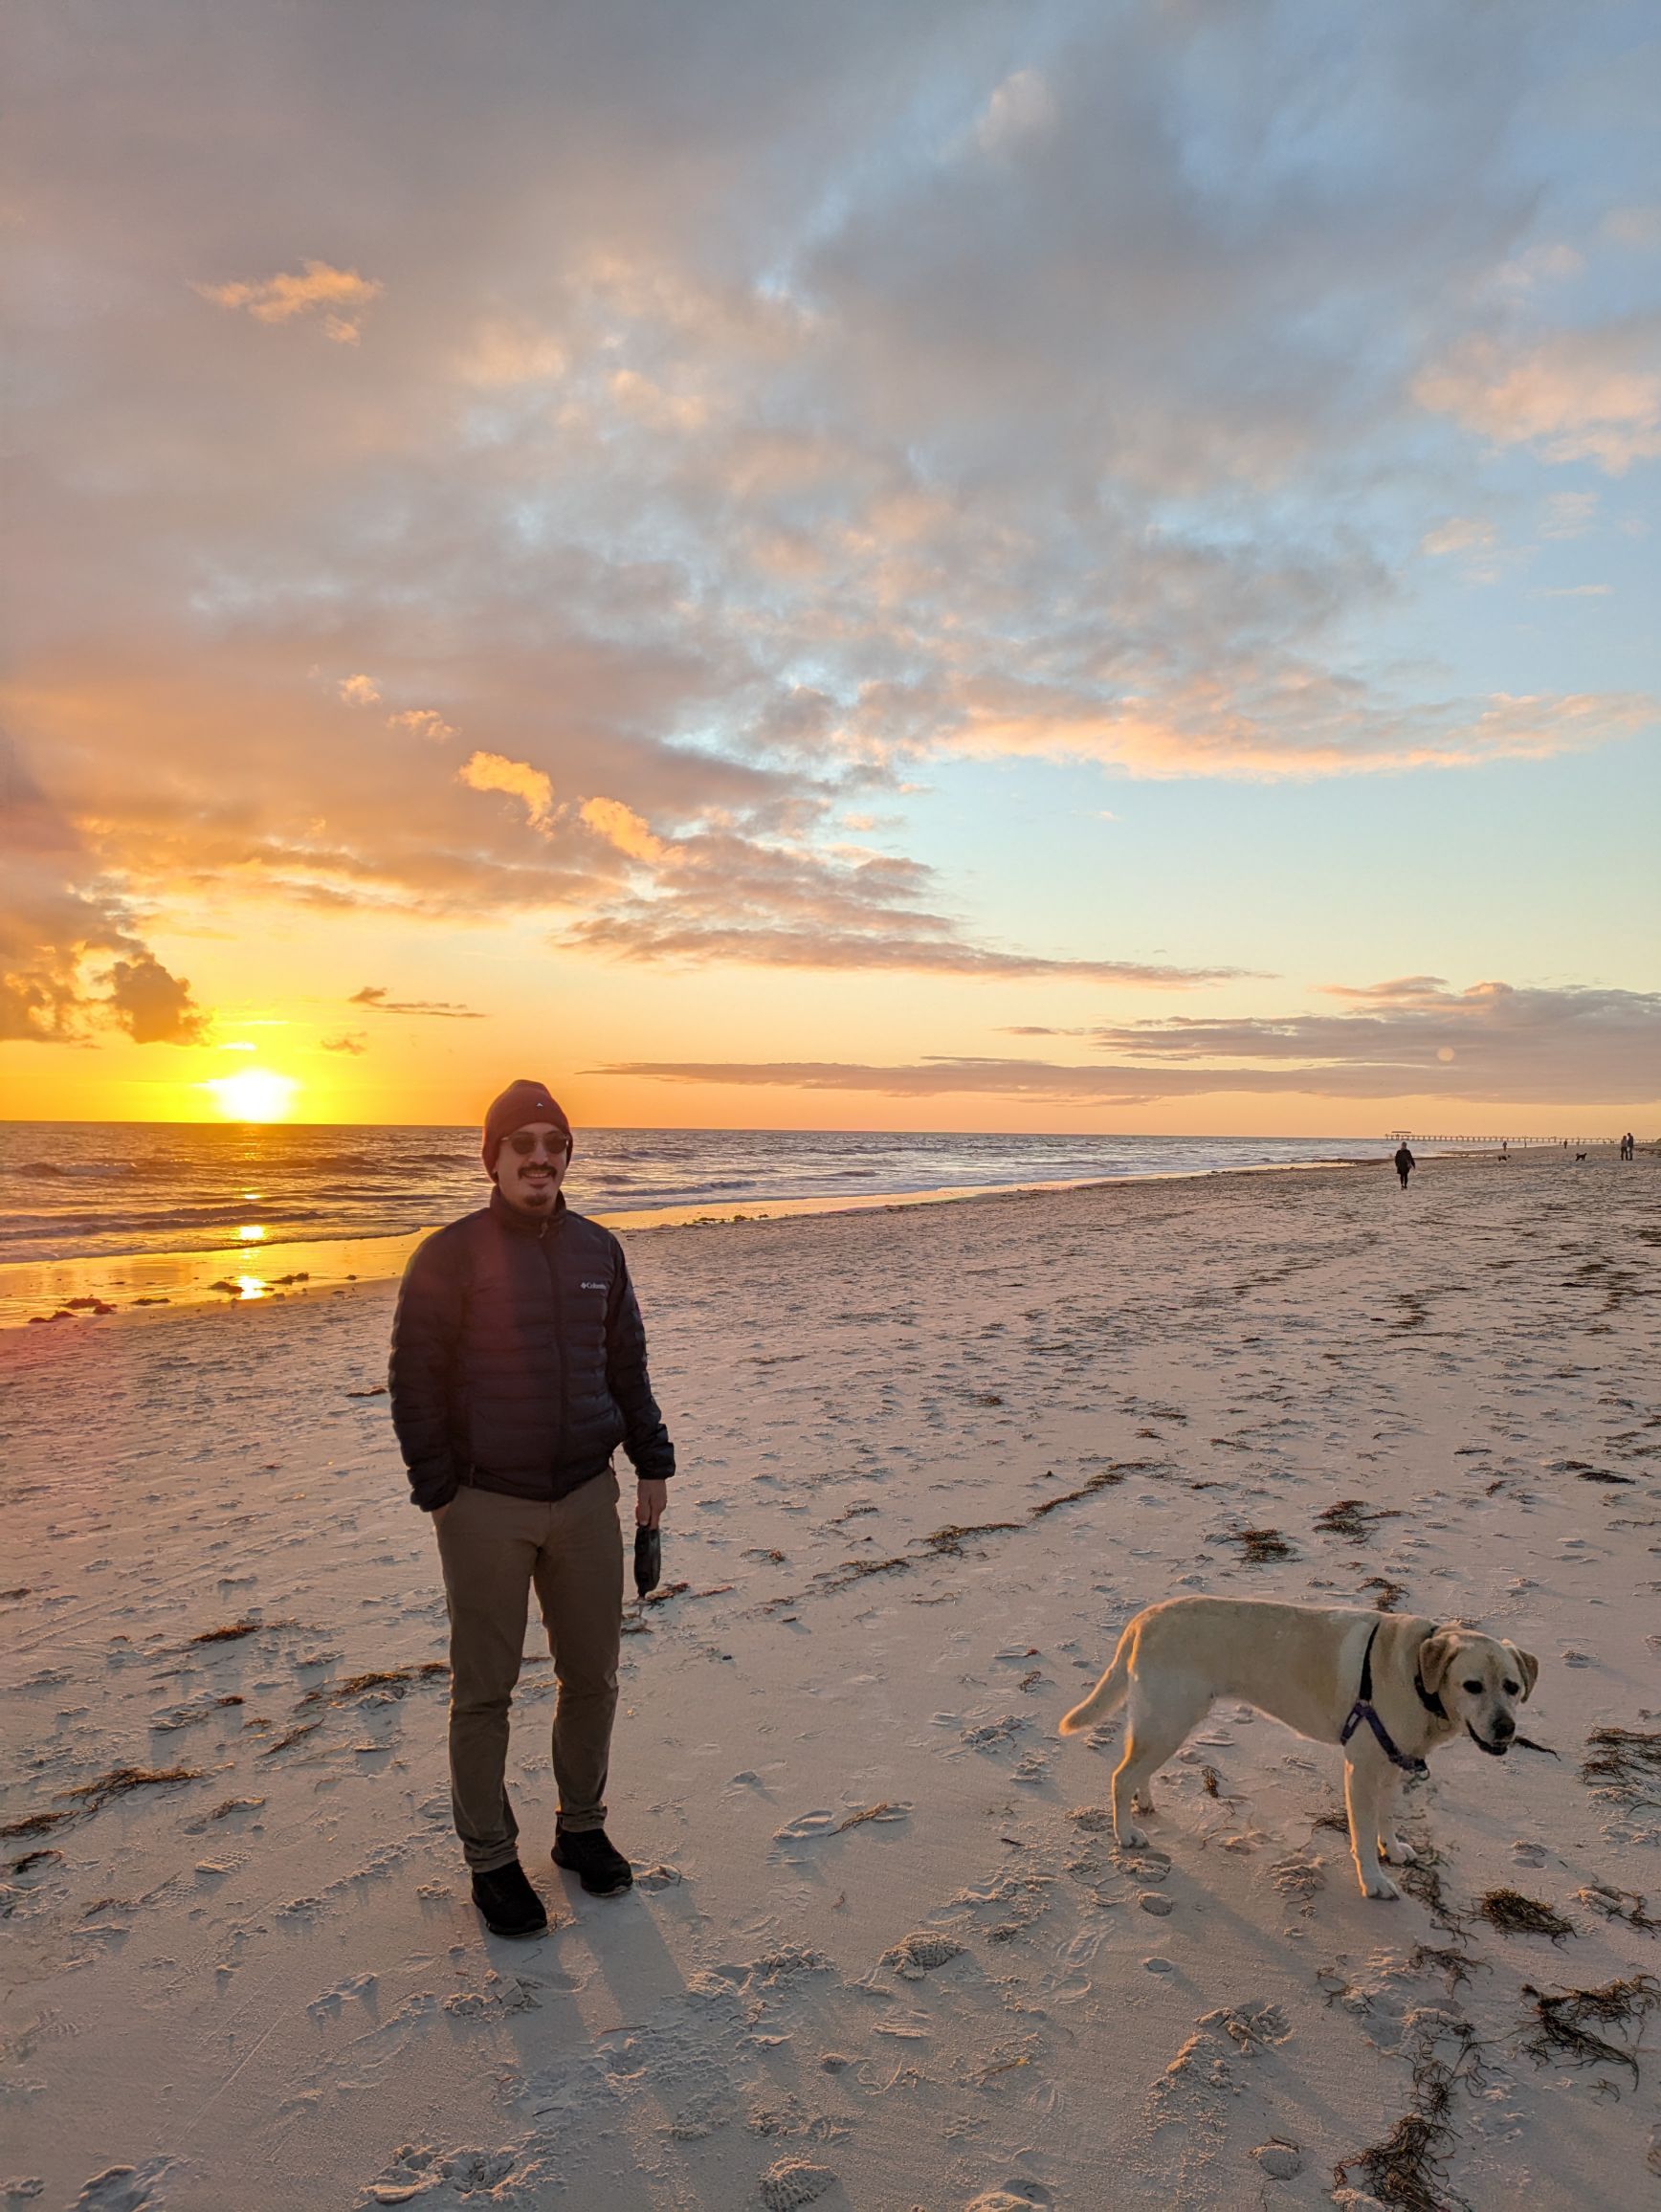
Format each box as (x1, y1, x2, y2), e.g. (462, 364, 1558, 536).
(1393, 1142, 1416, 1189)
(388, 1079, 675, 1937)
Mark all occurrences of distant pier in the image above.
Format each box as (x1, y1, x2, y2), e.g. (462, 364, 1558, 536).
(1384, 1131, 1588, 1147)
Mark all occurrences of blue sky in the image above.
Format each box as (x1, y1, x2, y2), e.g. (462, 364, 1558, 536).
(3, 0, 1657, 1128)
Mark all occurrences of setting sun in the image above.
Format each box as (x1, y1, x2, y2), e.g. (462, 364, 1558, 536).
(207, 1069, 299, 1122)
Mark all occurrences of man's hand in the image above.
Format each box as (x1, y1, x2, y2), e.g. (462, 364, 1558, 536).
(636, 1478, 668, 1530)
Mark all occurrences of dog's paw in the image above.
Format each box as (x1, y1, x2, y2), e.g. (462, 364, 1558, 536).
(1360, 1871, 1402, 1901)
(1379, 1837, 1416, 1867)
(1115, 1822, 1149, 1850)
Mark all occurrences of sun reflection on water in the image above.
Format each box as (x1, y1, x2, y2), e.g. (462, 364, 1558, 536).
(234, 1274, 270, 1300)
(236, 1224, 267, 1243)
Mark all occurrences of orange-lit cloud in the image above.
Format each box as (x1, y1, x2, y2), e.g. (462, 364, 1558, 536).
(1414, 323, 1661, 474)
(457, 751, 557, 832)
(350, 985, 482, 1019)
(1, 735, 207, 1045)
(579, 796, 668, 863)
(609, 982, 1661, 1107)
(389, 707, 458, 742)
(193, 259, 384, 343)
(929, 675, 1650, 781)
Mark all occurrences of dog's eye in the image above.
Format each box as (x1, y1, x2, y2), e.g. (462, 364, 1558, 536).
(1502, 1679, 1519, 1695)
(1461, 1679, 1483, 1694)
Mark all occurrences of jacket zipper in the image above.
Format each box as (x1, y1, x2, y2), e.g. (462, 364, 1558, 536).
(541, 1213, 567, 1481)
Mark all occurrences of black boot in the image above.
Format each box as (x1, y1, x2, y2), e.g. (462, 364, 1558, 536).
(470, 1860, 548, 1937)
(551, 1825, 632, 1896)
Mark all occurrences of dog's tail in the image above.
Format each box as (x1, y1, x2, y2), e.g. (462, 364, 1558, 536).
(1057, 1624, 1135, 1736)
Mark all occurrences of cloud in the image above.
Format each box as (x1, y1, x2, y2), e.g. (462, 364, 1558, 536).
(1414, 321, 1661, 473)
(579, 795, 668, 862)
(1540, 492, 1598, 540)
(390, 708, 458, 742)
(974, 69, 1055, 156)
(1, 734, 209, 1045)
(605, 980, 1661, 1107)
(3, 0, 1656, 1021)
(104, 954, 209, 1045)
(193, 259, 384, 343)
(349, 985, 482, 1019)
(561, 826, 1250, 984)
(1421, 517, 1495, 557)
(457, 751, 556, 832)
(321, 1031, 366, 1053)
(1603, 206, 1661, 250)
(925, 674, 1650, 781)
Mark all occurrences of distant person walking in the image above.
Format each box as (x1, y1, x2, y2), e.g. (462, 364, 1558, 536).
(389, 1079, 675, 1937)
(1621, 1131, 1635, 1161)
(1393, 1143, 1416, 1190)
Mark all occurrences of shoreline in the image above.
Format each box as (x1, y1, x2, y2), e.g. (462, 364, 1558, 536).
(0, 1150, 1410, 1330)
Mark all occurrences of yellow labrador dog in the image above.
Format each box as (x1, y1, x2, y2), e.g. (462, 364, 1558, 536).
(1058, 1597, 1539, 1899)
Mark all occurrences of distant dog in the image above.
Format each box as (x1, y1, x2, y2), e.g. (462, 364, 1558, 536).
(1059, 1598, 1538, 1899)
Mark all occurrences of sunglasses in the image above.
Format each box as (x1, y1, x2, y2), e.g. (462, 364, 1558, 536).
(506, 1131, 570, 1161)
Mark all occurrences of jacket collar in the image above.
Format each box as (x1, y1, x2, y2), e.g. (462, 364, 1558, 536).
(489, 1186, 567, 1236)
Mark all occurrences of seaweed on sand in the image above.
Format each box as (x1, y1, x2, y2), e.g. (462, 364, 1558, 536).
(1581, 1725, 1661, 1797)
(1028, 1461, 1158, 1521)
(1363, 1575, 1408, 1611)
(256, 1719, 323, 1758)
(0, 1764, 202, 1841)
(1576, 1884, 1659, 1935)
(833, 1802, 908, 1833)
(1233, 1527, 1294, 1563)
(808, 1556, 913, 1595)
(919, 1520, 1024, 1558)
(1519, 1975, 1661, 2089)
(1410, 1945, 1486, 1994)
(1315, 1499, 1402, 1543)
(298, 1662, 446, 1707)
(1333, 2012, 1486, 2212)
(1478, 1889, 1576, 1942)
(1399, 1847, 1472, 1944)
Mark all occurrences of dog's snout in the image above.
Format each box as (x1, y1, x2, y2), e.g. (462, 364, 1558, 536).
(1494, 1713, 1516, 1739)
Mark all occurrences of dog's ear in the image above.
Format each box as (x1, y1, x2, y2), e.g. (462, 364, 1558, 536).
(1504, 1643, 1539, 1702)
(1417, 1629, 1459, 1696)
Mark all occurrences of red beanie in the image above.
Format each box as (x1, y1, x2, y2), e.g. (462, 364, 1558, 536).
(482, 1078, 572, 1175)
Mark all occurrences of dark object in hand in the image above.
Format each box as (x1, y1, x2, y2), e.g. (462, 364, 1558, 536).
(633, 1525, 661, 1599)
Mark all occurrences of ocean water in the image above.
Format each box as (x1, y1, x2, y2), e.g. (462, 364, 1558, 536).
(0, 1121, 1398, 1270)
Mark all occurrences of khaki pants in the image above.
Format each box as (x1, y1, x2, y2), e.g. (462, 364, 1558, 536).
(434, 1471, 623, 1873)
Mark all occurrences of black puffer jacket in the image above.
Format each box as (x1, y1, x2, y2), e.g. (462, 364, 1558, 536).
(388, 1190, 675, 1511)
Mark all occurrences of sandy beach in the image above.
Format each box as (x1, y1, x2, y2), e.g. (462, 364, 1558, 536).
(3, 1149, 1657, 2211)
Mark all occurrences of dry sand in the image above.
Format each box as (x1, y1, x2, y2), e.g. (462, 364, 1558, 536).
(3, 1151, 1657, 2210)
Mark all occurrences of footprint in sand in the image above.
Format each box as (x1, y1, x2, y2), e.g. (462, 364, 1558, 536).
(759, 2159, 836, 2211)
(881, 1930, 965, 1979)
(635, 1862, 684, 1889)
(307, 1972, 378, 2019)
(69, 2164, 176, 2211)
(358, 2145, 518, 2206)
(772, 1810, 838, 1842)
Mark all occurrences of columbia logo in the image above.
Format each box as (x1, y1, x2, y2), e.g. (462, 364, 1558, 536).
(580, 1279, 608, 1292)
